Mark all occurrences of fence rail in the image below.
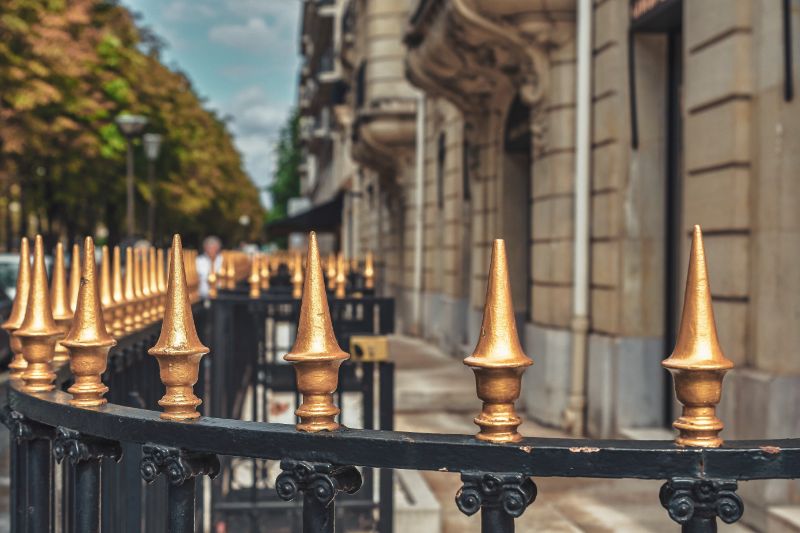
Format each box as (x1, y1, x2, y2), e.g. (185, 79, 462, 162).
(2, 229, 799, 533)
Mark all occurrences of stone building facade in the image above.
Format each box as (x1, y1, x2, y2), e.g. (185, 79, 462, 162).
(297, 0, 800, 526)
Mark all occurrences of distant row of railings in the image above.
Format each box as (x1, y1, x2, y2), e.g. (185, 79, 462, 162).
(4, 228, 800, 533)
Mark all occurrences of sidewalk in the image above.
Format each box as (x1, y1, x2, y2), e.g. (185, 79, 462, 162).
(389, 334, 754, 533)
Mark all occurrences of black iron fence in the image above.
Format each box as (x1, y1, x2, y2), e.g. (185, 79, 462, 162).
(3, 230, 800, 533)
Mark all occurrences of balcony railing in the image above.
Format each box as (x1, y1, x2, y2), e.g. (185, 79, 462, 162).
(3, 229, 800, 533)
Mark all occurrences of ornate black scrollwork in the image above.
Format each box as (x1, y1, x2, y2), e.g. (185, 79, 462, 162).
(660, 478, 744, 526)
(140, 443, 220, 486)
(455, 472, 537, 518)
(276, 460, 362, 507)
(0, 406, 51, 442)
(53, 427, 122, 465)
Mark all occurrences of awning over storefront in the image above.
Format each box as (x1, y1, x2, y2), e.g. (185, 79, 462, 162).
(265, 192, 343, 238)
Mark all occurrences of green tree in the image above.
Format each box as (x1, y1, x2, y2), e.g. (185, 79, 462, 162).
(0, 0, 264, 248)
(266, 108, 301, 232)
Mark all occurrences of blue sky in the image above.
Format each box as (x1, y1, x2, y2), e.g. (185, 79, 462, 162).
(122, 0, 302, 208)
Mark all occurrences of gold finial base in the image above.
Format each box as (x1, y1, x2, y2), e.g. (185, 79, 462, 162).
(20, 338, 58, 393)
(68, 379, 110, 408)
(158, 391, 203, 421)
(471, 368, 526, 443)
(8, 336, 27, 379)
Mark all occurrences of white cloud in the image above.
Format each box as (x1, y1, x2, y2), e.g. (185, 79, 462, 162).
(218, 86, 291, 197)
(163, 0, 216, 21)
(208, 18, 282, 52)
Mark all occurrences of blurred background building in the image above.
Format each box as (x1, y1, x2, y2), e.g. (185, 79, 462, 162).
(294, 0, 800, 527)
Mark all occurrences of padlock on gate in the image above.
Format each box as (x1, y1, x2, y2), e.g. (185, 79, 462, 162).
(349, 335, 389, 362)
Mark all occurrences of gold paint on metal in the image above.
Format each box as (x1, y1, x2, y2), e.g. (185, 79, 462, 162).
(111, 246, 125, 337)
(157, 248, 166, 315)
(326, 253, 337, 291)
(148, 235, 209, 421)
(62, 237, 116, 407)
(663, 225, 733, 448)
(464, 239, 533, 443)
(140, 248, 153, 324)
(291, 251, 303, 299)
(16, 235, 61, 393)
(334, 253, 346, 299)
(149, 248, 159, 320)
(3, 237, 30, 379)
(207, 261, 218, 299)
(284, 232, 349, 432)
(125, 247, 140, 331)
(225, 252, 236, 290)
(99, 245, 115, 327)
(259, 254, 270, 291)
(364, 251, 375, 290)
(50, 243, 73, 364)
(350, 335, 388, 362)
(249, 254, 261, 298)
(69, 243, 81, 313)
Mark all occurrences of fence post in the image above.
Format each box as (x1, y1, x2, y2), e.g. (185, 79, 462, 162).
(660, 478, 743, 533)
(456, 472, 536, 533)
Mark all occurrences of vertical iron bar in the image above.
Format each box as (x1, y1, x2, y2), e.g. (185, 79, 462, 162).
(784, 0, 794, 101)
(27, 437, 52, 533)
(378, 362, 395, 533)
(168, 480, 196, 533)
(682, 518, 717, 533)
(11, 434, 26, 533)
(74, 459, 101, 533)
(302, 493, 334, 533)
(481, 508, 514, 533)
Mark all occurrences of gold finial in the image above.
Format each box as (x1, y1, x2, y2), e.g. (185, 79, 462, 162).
(464, 240, 533, 443)
(249, 254, 261, 298)
(124, 247, 139, 331)
(291, 251, 303, 299)
(140, 248, 153, 324)
(663, 226, 733, 448)
(111, 246, 125, 337)
(285, 232, 349, 432)
(69, 243, 81, 313)
(100, 245, 114, 324)
(364, 251, 375, 290)
(207, 259, 218, 299)
(3, 237, 30, 379)
(157, 248, 166, 315)
(62, 237, 116, 407)
(149, 248, 159, 319)
(326, 253, 337, 291)
(334, 253, 346, 299)
(149, 235, 209, 421)
(50, 242, 73, 364)
(259, 254, 270, 291)
(16, 235, 61, 393)
(225, 252, 235, 290)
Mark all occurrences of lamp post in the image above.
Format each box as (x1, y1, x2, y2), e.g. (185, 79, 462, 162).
(143, 133, 163, 243)
(115, 114, 148, 239)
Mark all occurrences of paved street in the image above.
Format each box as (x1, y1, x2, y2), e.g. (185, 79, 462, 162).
(390, 335, 755, 533)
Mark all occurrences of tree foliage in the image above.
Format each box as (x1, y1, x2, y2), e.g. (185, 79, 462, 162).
(266, 109, 301, 224)
(0, 0, 264, 247)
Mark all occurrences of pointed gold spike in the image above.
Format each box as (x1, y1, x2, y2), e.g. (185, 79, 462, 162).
(100, 245, 114, 326)
(326, 253, 337, 291)
(334, 253, 346, 299)
(140, 249, 152, 324)
(3, 237, 31, 379)
(50, 242, 73, 364)
(69, 243, 81, 313)
(249, 254, 261, 298)
(225, 252, 235, 290)
(16, 235, 60, 392)
(663, 225, 733, 448)
(149, 235, 209, 421)
(207, 259, 218, 299)
(149, 248, 159, 319)
(157, 248, 166, 315)
(259, 254, 270, 291)
(464, 239, 532, 443)
(284, 232, 349, 432)
(62, 237, 116, 407)
(291, 251, 303, 299)
(124, 247, 139, 331)
(364, 251, 375, 290)
(111, 246, 125, 337)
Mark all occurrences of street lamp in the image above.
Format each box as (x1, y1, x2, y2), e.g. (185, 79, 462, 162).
(143, 133, 163, 243)
(115, 113, 148, 238)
